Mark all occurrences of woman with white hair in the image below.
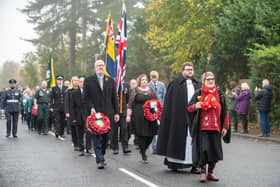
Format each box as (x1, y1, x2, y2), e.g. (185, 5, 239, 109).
(188, 72, 229, 183)
(232, 82, 251, 133)
(255, 79, 273, 137)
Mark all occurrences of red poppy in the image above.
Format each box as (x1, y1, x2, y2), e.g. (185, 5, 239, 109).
(143, 99, 163, 122)
(86, 112, 110, 135)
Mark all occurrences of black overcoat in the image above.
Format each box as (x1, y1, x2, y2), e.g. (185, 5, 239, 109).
(83, 74, 119, 120)
(71, 88, 86, 125)
(156, 75, 200, 160)
(64, 88, 76, 125)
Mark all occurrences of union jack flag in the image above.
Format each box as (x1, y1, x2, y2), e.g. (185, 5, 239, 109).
(115, 1, 127, 93)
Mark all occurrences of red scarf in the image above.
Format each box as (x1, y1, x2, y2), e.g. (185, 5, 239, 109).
(201, 85, 219, 111)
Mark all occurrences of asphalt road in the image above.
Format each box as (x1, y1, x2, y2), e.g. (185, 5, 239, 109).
(0, 119, 280, 187)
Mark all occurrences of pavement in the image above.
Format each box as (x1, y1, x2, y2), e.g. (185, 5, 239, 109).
(232, 129, 280, 144)
(1, 119, 280, 187)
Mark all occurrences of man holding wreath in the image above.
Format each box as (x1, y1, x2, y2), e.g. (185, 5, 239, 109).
(83, 60, 119, 169)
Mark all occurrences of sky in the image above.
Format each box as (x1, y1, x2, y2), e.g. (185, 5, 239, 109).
(0, 0, 36, 66)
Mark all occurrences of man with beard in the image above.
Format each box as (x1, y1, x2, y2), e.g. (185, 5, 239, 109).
(156, 61, 201, 173)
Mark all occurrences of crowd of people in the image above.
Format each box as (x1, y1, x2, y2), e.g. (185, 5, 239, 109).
(226, 79, 272, 137)
(0, 60, 272, 183)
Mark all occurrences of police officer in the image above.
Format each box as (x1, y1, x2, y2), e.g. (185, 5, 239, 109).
(1, 79, 22, 138)
(34, 80, 51, 135)
(50, 75, 67, 140)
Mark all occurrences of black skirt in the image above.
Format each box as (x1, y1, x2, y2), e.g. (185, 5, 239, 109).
(200, 131, 223, 162)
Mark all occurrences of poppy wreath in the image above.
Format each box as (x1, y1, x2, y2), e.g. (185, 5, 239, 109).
(86, 112, 111, 135)
(143, 99, 163, 122)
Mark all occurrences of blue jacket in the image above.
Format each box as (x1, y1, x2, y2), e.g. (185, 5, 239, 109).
(148, 81, 166, 104)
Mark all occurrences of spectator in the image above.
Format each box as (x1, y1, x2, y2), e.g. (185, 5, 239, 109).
(233, 83, 251, 134)
(255, 79, 273, 137)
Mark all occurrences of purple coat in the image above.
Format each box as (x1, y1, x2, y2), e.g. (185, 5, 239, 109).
(235, 90, 251, 114)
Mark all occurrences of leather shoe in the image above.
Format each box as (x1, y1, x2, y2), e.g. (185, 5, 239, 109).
(86, 149, 93, 154)
(191, 167, 201, 174)
(200, 173, 206, 183)
(79, 152, 85, 156)
(5, 135, 10, 138)
(13, 135, 18, 138)
(113, 150, 119, 155)
(207, 174, 219, 181)
(123, 149, 131, 154)
(97, 162, 104, 169)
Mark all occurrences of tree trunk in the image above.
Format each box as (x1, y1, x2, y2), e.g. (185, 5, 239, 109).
(69, 29, 76, 75)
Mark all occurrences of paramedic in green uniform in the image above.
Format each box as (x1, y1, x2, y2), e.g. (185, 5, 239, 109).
(34, 80, 51, 135)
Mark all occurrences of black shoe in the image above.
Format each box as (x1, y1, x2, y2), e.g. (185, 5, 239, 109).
(55, 134, 59, 138)
(79, 152, 85, 156)
(43, 133, 48, 135)
(141, 153, 147, 162)
(13, 135, 18, 138)
(86, 149, 93, 154)
(123, 148, 132, 154)
(191, 167, 201, 174)
(6, 135, 10, 138)
(97, 162, 104, 169)
(112, 150, 119, 155)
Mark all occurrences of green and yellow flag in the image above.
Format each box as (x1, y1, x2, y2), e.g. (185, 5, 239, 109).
(46, 55, 56, 88)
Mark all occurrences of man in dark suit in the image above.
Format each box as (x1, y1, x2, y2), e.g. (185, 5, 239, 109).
(50, 75, 68, 140)
(70, 76, 92, 156)
(84, 60, 119, 169)
(110, 82, 131, 155)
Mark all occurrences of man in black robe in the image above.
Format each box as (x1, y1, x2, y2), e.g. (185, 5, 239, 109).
(156, 61, 201, 173)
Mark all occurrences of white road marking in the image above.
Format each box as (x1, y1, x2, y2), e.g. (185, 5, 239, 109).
(119, 168, 159, 187)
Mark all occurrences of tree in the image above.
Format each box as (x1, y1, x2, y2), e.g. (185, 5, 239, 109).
(248, 44, 280, 126)
(213, 0, 280, 84)
(0, 61, 20, 88)
(145, 0, 221, 73)
(19, 52, 41, 88)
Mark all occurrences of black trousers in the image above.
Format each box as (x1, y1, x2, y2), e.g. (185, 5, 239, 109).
(75, 125, 84, 152)
(138, 136, 153, 155)
(240, 113, 248, 132)
(32, 115, 38, 130)
(48, 111, 54, 131)
(54, 110, 66, 136)
(110, 115, 129, 151)
(229, 110, 238, 130)
(85, 130, 92, 150)
(6, 112, 19, 136)
(71, 125, 78, 147)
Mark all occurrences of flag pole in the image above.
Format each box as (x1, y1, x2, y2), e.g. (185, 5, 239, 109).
(120, 89, 123, 113)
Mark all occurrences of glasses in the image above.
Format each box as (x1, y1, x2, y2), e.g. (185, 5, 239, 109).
(206, 78, 215, 81)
